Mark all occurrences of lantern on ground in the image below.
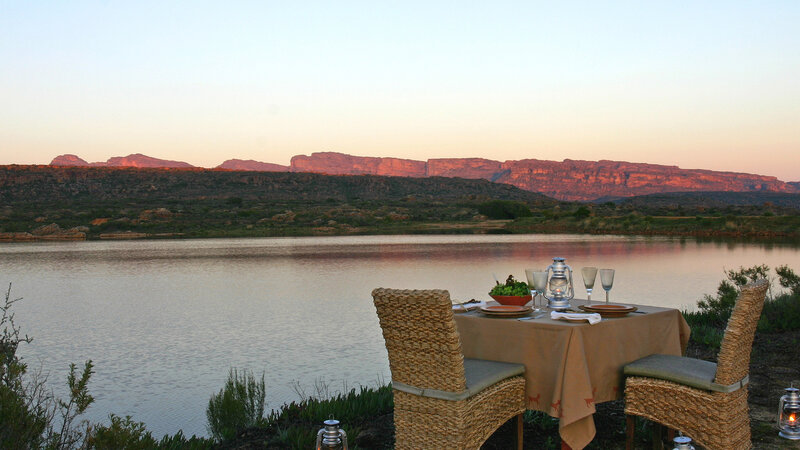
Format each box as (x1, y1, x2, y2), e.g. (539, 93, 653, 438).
(316, 418, 349, 449)
(778, 387, 800, 440)
(672, 435, 695, 450)
(544, 257, 574, 310)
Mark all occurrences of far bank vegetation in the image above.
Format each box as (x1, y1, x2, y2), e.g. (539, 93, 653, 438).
(1, 167, 799, 240)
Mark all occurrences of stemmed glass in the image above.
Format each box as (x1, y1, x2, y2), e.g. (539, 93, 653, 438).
(526, 269, 548, 308)
(581, 267, 598, 304)
(525, 269, 536, 307)
(532, 271, 548, 309)
(599, 269, 615, 303)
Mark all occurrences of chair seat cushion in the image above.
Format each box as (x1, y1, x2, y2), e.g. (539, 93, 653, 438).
(463, 358, 525, 396)
(392, 358, 525, 401)
(624, 354, 747, 393)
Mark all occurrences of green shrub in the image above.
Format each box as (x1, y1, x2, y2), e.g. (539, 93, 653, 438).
(758, 293, 800, 332)
(777, 265, 800, 296)
(87, 415, 158, 449)
(0, 286, 45, 448)
(284, 384, 392, 425)
(264, 384, 393, 449)
(694, 279, 740, 327)
(688, 323, 725, 349)
(155, 431, 214, 449)
(1, 283, 214, 449)
(695, 265, 770, 324)
(572, 206, 591, 219)
(0, 371, 47, 449)
(725, 264, 770, 286)
(86, 415, 214, 449)
(206, 368, 266, 442)
(0, 284, 97, 449)
(687, 265, 800, 348)
(477, 200, 532, 220)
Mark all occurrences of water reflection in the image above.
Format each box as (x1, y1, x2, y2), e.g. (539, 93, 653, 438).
(1, 234, 799, 438)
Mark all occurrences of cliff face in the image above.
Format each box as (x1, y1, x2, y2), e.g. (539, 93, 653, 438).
(217, 159, 288, 171)
(290, 152, 426, 177)
(426, 158, 502, 180)
(49, 152, 799, 201)
(493, 159, 797, 201)
(288, 153, 798, 201)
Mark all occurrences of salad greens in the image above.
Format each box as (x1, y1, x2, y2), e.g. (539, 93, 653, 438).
(489, 275, 531, 296)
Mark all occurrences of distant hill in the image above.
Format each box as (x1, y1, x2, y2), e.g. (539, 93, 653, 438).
(49, 151, 799, 201)
(4, 165, 799, 241)
(50, 154, 92, 166)
(217, 159, 288, 171)
(617, 191, 800, 211)
(0, 165, 555, 205)
(50, 153, 193, 168)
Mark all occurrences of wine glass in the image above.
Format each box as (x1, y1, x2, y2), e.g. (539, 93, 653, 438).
(525, 268, 536, 305)
(532, 271, 548, 309)
(525, 268, 543, 308)
(581, 267, 598, 304)
(599, 269, 615, 303)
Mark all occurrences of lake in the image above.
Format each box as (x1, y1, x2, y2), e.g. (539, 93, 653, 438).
(2, 234, 799, 438)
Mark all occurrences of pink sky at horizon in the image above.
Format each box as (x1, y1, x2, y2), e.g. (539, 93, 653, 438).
(2, 2, 798, 182)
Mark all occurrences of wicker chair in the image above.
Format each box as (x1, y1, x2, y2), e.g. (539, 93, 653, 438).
(372, 288, 527, 450)
(624, 279, 769, 450)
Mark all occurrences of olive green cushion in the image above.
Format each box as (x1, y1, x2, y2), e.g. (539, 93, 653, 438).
(392, 358, 525, 401)
(624, 354, 748, 393)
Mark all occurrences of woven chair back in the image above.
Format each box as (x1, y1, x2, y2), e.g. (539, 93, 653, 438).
(714, 279, 769, 385)
(372, 288, 468, 393)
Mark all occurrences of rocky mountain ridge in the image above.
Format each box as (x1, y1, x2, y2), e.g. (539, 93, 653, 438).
(217, 159, 288, 171)
(49, 152, 799, 201)
(51, 153, 193, 168)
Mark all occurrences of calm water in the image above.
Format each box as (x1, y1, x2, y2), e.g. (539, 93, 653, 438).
(2, 234, 799, 437)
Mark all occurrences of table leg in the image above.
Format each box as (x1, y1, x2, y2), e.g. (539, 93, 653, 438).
(667, 427, 676, 443)
(652, 423, 664, 450)
(626, 415, 635, 450)
(515, 413, 523, 450)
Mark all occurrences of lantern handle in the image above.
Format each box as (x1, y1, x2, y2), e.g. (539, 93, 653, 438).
(315, 428, 325, 449)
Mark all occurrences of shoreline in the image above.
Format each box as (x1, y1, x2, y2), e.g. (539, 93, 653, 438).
(1, 224, 798, 243)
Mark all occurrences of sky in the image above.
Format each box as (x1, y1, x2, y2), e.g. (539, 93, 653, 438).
(1, 1, 798, 181)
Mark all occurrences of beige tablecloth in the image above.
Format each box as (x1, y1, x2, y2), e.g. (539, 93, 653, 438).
(454, 300, 690, 450)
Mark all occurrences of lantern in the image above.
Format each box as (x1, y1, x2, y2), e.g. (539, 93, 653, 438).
(778, 387, 800, 440)
(672, 435, 695, 450)
(316, 418, 349, 449)
(544, 257, 574, 310)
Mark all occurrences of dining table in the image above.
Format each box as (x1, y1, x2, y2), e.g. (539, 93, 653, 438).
(453, 299, 690, 450)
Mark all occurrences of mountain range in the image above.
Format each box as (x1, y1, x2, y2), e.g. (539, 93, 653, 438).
(50, 152, 799, 202)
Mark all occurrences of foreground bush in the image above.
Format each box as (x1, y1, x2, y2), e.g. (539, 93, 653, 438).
(0, 283, 94, 449)
(1, 283, 213, 449)
(86, 415, 212, 449)
(261, 384, 393, 448)
(206, 368, 266, 441)
(684, 264, 800, 348)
